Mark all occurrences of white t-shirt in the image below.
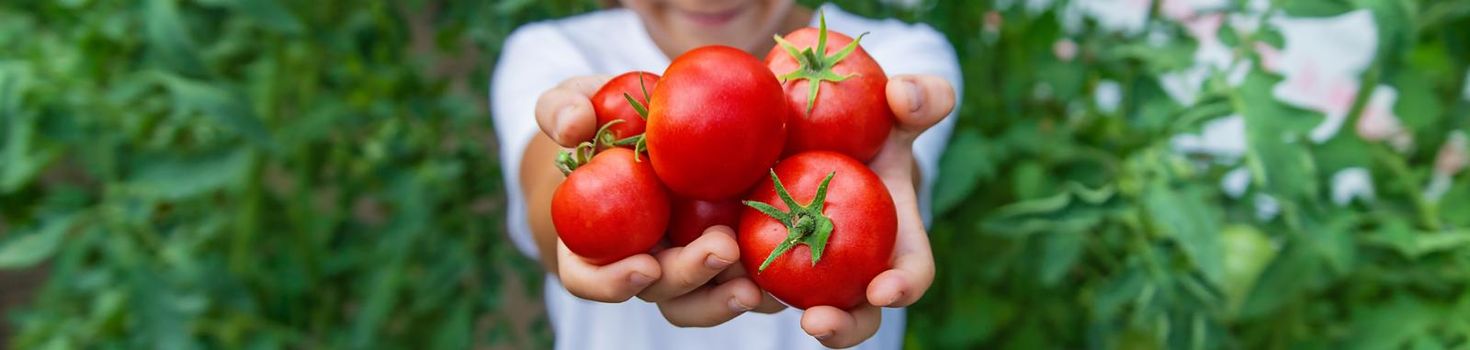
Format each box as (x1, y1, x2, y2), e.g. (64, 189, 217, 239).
(490, 4, 961, 349)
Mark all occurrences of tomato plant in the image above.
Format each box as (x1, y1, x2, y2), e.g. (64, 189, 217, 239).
(738, 151, 896, 309)
(667, 198, 743, 247)
(551, 131, 669, 265)
(592, 71, 659, 142)
(646, 45, 788, 200)
(766, 14, 892, 162)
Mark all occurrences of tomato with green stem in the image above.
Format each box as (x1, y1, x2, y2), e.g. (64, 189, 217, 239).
(766, 12, 892, 162)
(738, 151, 896, 309)
(592, 71, 658, 144)
(552, 123, 669, 265)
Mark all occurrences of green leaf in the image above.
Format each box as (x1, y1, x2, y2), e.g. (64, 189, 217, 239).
(934, 130, 995, 215)
(0, 214, 80, 269)
(1346, 295, 1439, 350)
(160, 74, 274, 147)
(0, 65, 60, 192)
(234, 0, 303, 34)
(1142, 182, 1226, 288)
(983, 182, 1120, 236)
(126, 148, 253, 200)
(1236, 70, 1321, 200)
(146, 0, 208, 76)
(1038, 230, 1083, 286)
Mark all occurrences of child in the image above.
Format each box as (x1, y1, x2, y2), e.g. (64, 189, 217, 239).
(490, 1, 960, 348)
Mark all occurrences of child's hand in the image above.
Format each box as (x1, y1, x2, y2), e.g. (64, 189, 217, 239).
(796, 74, 954, 348)
(534, 76, 773, 323)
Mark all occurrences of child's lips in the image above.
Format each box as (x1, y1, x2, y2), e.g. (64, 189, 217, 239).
(680, 7, 742, 27)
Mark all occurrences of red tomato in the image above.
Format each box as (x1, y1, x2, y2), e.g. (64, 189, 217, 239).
(766, 18, 892, 162)
(647, 46, 787, 200)
(592, 71, 659, 141)
(552, 148, 670, 265)
(738, 151, 896, 309)
(667, 198, 743, 247)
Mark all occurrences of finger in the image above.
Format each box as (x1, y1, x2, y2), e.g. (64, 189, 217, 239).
(752, 290, 788, 314)
(712, 263, 789, 314)
(885, 75, 956, 141)
(866, 250, 934, 307)
(800, 305, 883, 349)
(557, 240, 661, 302)
(865, 153, 936, 307)
(534, 75, 610, 147)
(656, 278, 765, 327)
(637, 226, 740, 302)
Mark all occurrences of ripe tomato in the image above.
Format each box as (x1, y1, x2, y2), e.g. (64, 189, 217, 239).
(738, 151, 896, 309)
(766, 17, 892, 162)
(647, 46, 787, 200)
(667, 198, 743, 247)
(592, 71, 659, 141)
(552, 147, 669, 265)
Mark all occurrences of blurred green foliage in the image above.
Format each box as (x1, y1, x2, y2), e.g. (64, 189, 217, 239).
(2, 0, 1469, 349)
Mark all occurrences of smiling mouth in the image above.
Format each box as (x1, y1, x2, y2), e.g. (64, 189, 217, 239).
(680, 7, 743, 27)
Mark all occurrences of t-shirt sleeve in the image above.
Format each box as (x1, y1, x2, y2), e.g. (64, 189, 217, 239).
(865, 22, 964, 226)
(490, 23, 595, 259)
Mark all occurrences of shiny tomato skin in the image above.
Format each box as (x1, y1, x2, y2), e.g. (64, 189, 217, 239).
(552, 148, 670, 265)
(738, 151, 896, 309)
(667, 198, 743, 247)
(647, 46, 787, 200)
(766, 28, 893, 162)
(592, 71, 660, 140)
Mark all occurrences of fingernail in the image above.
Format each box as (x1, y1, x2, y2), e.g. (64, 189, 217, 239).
(705, 255, 733, 269)
(905, 79, 922, 113)
(628, 272, 654, 287)
(555, 106, 578, 140)
(727, 298, 753, 313)
(813, 332, 833, 341)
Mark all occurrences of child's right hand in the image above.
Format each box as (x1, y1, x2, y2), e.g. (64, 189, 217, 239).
(534, 76, 782, 327)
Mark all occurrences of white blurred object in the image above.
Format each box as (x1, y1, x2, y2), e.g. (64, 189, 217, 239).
(1171, 115, 1246, 160)
(1070, 0, 1151, 34)
(1221, 167, 1251, 198)
(1095, 80, 1122, 113)
(1330, 167, 1375, 205)
(1254, 194, 1280, 220)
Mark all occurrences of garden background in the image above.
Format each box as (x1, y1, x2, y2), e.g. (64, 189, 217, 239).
(2, 0, 1469, 348)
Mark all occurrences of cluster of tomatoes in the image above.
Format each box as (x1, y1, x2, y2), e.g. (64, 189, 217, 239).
(550, 17, 895, 310)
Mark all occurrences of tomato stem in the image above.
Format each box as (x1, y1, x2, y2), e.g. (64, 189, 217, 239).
(772, 10, 868, 116)
(744, 170, 837, 272)
(555, 120, 629, 175)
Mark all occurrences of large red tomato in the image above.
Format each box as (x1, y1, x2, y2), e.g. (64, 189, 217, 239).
(738, 151, 896, 309)
(647, 46, 787, 200)
(552, 147, 669, 265)
(766, 17, 892, 162)
(592, 71, 659, 141)
(667, 198, 743, 247)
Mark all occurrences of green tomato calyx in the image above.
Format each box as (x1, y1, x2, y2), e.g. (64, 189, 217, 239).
(744, 170, 837, 272)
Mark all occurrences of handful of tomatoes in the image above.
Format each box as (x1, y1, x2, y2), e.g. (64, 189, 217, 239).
(550, 15, 895, 311)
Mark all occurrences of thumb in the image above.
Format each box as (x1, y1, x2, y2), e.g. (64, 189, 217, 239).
(885, 75, 956, 143)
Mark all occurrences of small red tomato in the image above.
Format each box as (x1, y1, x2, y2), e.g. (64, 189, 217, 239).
(739, 151, 896, 309)
(667, 198, 743, 247)
(647, 45, 787, 200)
(552, 148, 670, 265)
(592, 71, 659, 141)
(766, 16, 892, 162)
